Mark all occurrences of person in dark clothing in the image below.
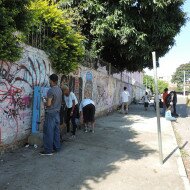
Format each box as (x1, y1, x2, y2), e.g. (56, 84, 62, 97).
(172, 91, 178, 116)
(40, 74, 62, 156)
(62, 85, 79, 139)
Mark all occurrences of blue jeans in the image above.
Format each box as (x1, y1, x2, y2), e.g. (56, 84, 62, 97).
(162, 104, 166, 116)
(43, 112, 61, 153)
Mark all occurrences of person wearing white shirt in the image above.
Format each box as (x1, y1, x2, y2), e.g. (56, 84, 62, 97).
(121, 87, 130, 114)
(80, 99, 96, 133)
(143, 92, 150, 111)
(62, 85, 79, 138)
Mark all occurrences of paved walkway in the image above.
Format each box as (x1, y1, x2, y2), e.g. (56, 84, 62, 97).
(0, 105, 187, 190)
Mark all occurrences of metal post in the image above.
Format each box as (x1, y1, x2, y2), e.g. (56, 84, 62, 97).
(152, 51, 163, 164)
(184, 71, 186, 96)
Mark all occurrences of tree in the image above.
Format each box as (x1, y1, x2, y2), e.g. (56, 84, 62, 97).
(143, 74, 168, 93)
(60, 0, 186, 72)
(157, 80, 169, 94)
(27, 0, 85, 74)
(172, 63, 190, 88)
(143, 75, 154, 92)
(0, 0, 31, 62)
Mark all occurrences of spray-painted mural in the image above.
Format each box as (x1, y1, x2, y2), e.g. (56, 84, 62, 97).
(0, 45, 144, 147)
(0, 46, 51, 145)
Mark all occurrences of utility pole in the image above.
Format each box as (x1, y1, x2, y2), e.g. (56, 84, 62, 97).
(152, 51, 163, 165)
(184, 71, 186, 96)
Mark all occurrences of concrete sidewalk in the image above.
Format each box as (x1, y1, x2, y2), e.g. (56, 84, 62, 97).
(0, 105, 188, 190)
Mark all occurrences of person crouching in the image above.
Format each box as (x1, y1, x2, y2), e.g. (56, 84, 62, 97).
(62, 85, 79, 139)
(79, 98, 96, 133)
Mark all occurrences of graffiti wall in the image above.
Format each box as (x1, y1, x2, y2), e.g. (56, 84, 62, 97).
(0, 45, 144, 146)
(0, 45, 51, 145)
(80, 67, 135, 113)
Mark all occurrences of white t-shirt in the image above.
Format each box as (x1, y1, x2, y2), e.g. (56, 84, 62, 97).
(144, 95, 149, 103)
(121, 91, 130, 103)
(79, 99, 95, 112)
(64, 92, 78, 108)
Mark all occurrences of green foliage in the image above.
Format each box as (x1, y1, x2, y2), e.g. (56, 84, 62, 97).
(28, 0, 85, 74)
(172, 63, 190, 87)
(61, 0, 186, 72)
(0, 0, 31, 62)
(143, 74, 168, 93)
(157, 80, 169, 94)
(143, 75, 154, 92)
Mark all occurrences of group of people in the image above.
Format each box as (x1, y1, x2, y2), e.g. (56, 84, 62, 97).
(162, 88, 177, 121)
(141, 88, 190, 122)
(40, 74, 96, 156)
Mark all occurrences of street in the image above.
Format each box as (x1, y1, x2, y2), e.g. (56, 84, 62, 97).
(0, 104, 186, 190)
(172, 95, 190, 180)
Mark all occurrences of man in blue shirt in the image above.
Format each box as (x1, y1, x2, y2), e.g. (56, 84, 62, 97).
(40, 74, 62, 156)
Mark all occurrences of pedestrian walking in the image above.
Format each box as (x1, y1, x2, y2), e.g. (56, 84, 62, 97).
(143, 92, 149, 111)
(121, 87, 130, 114)
(162, 88, 169, 116)
(186, 93, 190, 117)
(62, 85, 79, 138)
(40, 74, 62, 156)
(79, 98, 96, 133)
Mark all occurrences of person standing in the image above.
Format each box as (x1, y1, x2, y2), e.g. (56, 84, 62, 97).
(172, 91, 178, 116)
(143, 92, 149, 111)
(162, 88, 169, 116)
(79, 98, 96, 133)
(62, 85, 79, 138)
(186, 93, 190, 117)
(40, 74, 62, 156)
(121, 87, 130, 114)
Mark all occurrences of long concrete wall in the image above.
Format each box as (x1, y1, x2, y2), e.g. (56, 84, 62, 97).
(0, 45, 144, 147)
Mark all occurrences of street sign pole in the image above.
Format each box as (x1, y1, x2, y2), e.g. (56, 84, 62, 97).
(152, 51, 163, 165)
(184, 71, 186, 96)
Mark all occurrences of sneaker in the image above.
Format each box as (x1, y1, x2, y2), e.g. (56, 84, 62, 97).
(85, 128, 88, 133)
(69, 135, 76, 140)
(89, 130, 95, 133)
(40, 151, 53, 156)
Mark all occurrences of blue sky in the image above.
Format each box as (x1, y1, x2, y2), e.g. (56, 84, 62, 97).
(145, 0, 190, 77)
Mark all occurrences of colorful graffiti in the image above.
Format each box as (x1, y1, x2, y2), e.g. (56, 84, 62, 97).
(61, 74, 83, 103)
(0, 46, 51, 144)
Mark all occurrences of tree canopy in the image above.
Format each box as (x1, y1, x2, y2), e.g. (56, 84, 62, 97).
(28, 0, 85, 74)
(172, 63, 190, 87)
(0, 0, 187, 74)
(61, 0, 186, 72)
(0, 0, 31, 62)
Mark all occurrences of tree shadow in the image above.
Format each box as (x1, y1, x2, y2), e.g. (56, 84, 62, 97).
(0, 105, 156, 190)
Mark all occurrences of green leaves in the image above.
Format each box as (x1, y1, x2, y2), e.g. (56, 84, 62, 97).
(0, 0, 31, 62)
(143, 74, 169, 93)
(63, 0, 186, 72)
(172, 63, 190, 88)
(28, 0, 85, 74)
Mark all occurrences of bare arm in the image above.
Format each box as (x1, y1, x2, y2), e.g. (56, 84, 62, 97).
(46, 97, 53, 107)
(70, 100, 75, 116)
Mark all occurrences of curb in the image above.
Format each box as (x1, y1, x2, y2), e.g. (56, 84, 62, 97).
(170, 121, 190, 190)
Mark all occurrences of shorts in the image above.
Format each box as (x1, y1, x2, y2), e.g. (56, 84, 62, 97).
(83, 104, 95, 123)
(144, 102, 149, 108)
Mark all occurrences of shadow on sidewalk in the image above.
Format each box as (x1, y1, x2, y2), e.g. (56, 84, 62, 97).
(0, 105, 156, 190)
